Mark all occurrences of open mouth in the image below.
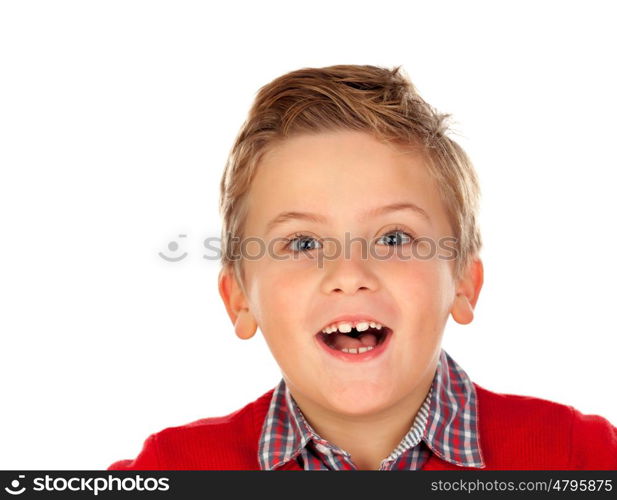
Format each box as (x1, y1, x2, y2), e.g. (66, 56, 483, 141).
(316, 324, 392, 355)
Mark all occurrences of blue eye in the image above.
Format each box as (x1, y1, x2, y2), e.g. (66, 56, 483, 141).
(377, 228, 414, 246)
(285, 229, 414, 253)
(286, 233, 322, 253)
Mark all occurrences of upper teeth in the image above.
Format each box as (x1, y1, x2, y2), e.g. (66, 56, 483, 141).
(321, 321, 383, 334)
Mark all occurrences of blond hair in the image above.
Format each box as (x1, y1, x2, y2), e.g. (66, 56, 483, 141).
(219, 64, 482, 289)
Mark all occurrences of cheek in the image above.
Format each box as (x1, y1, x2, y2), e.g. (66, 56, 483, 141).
(251, 264, 315, 331)
(252, 270, 317, 372)
(378, 257, 452, 319)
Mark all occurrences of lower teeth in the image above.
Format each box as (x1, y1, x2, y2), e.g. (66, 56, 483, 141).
(341, 346, 374, 354)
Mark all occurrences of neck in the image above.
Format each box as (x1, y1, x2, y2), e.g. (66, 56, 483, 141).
(287, 361, 437, 471)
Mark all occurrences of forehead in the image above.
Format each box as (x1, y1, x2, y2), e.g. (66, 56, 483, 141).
(244, 130, 449, 235)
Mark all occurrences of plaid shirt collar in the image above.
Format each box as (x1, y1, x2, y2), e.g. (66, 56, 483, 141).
(258, 348, 485, 470)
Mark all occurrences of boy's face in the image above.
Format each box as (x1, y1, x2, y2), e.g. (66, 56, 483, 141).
(220, 129, 481, 417)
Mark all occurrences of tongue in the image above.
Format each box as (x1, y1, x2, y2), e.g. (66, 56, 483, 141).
(332, 332, 378, 350)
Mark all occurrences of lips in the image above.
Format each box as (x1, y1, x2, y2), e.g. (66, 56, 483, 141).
(314, 325, 393, 361)
(312, 313, 393, 361)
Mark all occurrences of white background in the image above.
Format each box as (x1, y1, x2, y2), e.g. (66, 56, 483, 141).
(1, 1, 615, 469)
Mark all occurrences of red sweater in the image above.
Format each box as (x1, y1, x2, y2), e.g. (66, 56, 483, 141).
(108, 382, 617, 470)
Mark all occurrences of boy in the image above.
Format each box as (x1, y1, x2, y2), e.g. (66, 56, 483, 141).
(108, 64, 617, 470)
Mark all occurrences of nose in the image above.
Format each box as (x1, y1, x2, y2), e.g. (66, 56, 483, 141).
(320, 239, 379, 295)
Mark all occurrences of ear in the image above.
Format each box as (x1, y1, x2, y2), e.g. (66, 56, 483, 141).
(218, 266, 258, 340)
(451, 257, 484, 325)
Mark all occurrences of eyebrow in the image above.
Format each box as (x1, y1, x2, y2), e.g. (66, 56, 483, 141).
(265, 202, 432, 235)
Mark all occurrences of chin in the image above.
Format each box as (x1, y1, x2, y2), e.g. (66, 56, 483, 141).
(321, 381, 399, 416)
